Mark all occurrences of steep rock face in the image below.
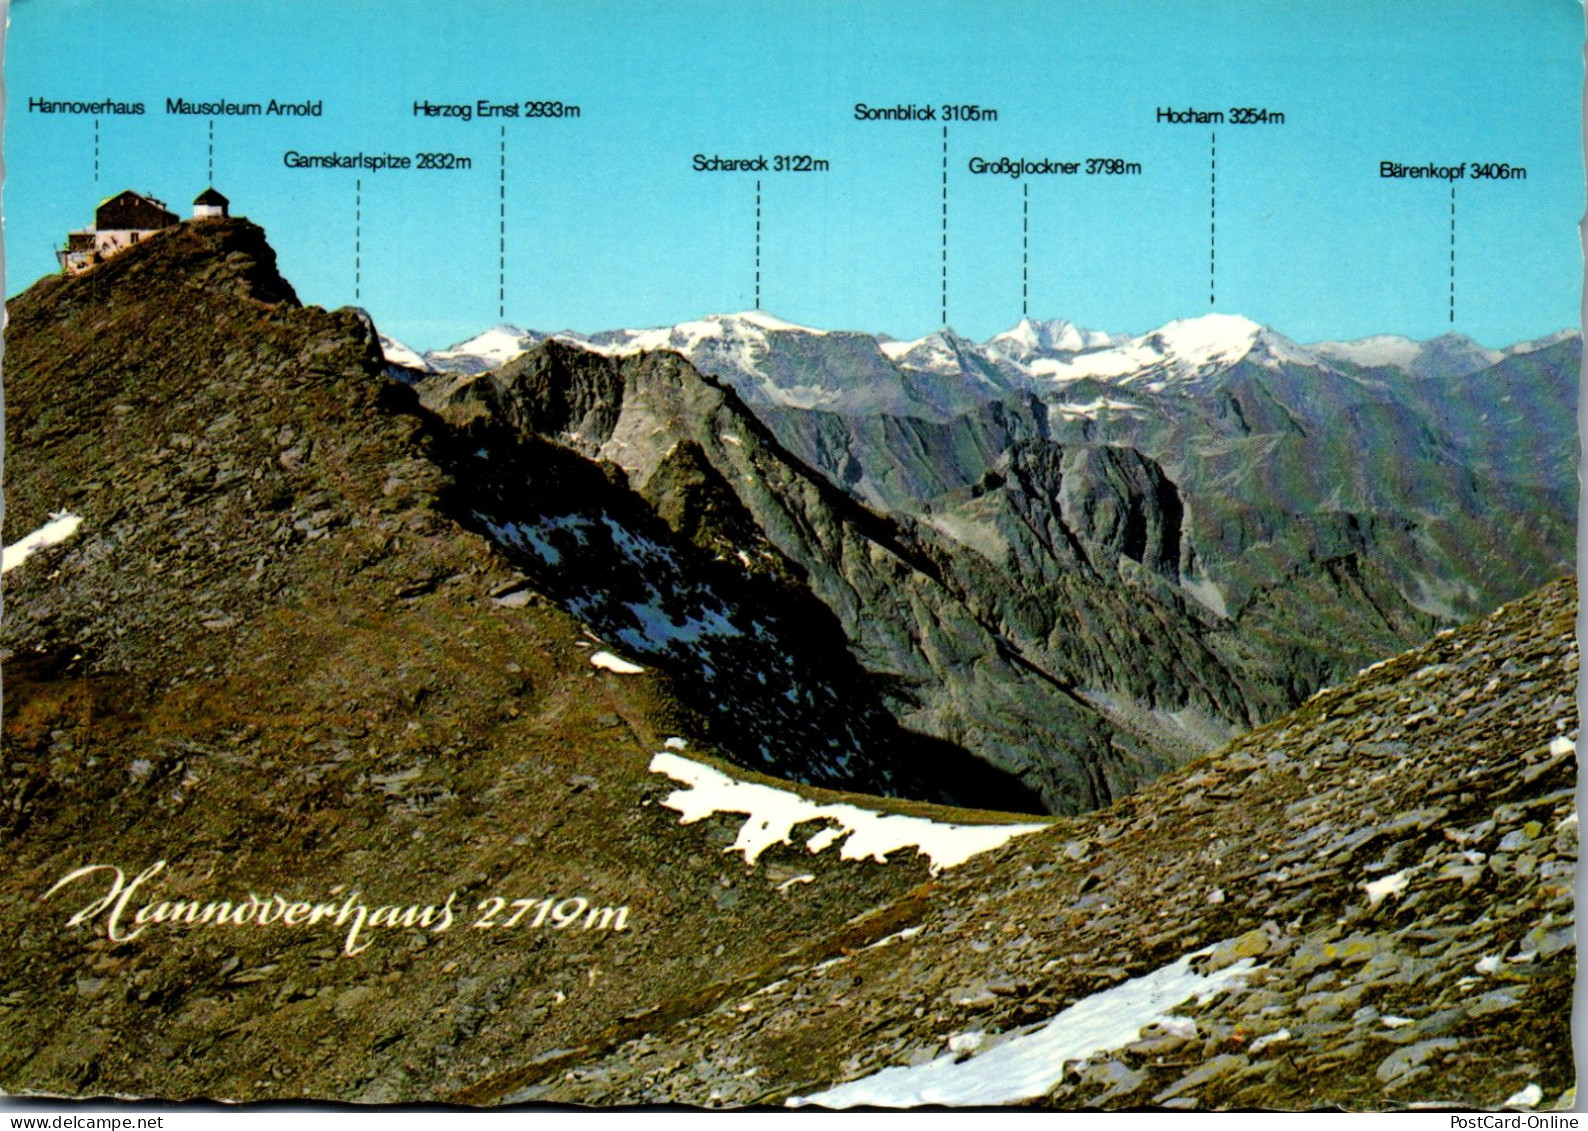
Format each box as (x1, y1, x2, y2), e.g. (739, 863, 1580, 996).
(414, 315, 1576, 626)
(936, 439, 1184, 581)
(425, 342, 1289, 812)
(517, 576, 1578, 1111)
(431, 413, 1037, 810)
(749, 341, 1568, 708)
(405, 316, 1575, 783)
(1043, 345, 1577, 627)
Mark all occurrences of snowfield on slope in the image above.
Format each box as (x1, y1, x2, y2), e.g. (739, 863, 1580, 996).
(2, 511, 83, 574)
(788, 943, 1258, 1108)
(649, 752, 1046, 874)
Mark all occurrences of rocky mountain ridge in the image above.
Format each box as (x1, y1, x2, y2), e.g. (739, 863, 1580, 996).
(0, 216, 1574, 1111)
(391, 309, 1576, 631)
(0, 218, 1016, 1102)
(389, 306, 1577, 815)
(387, 311, 1575, 421)
(410, 338, 1249, 812)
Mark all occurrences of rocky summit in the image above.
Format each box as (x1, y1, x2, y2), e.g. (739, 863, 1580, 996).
(0, 217, 1575, 1110)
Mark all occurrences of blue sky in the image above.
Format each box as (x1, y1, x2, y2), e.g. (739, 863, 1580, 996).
(4, 0, 1582, 350)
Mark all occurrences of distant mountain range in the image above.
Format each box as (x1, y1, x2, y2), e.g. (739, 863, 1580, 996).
(371, 308, 1579, 812)
(381, 311, 1574, 421)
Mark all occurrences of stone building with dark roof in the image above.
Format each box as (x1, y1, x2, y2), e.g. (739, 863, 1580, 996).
(57, 189, 184, 275)
(193, 187, 229, 219)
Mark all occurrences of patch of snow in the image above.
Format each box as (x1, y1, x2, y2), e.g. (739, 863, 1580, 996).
(1308, 334, 1421, 370)
(1474, 954, 1501, 975)
(1504, 329, 1579, 357)
(804, 827, 842, 853)
(1380, 1016, 1416, 1029)
(1505, 1083, 1543, 1109)
(985, 317, 1119, 356)
(649, 753, 1045, 875)
(1024, 312, 1318, 387)
(877, 337, 921, 361)
(429, 323, 538, 369)
(1362, 870, 1410, 907)
(2, 512, 84, 574)
(1156, 1016, 1199, 1039)
(787, 941, 1257, 1108)
(863, 926, 923, 952)
(378, 334, 431, 371)
(775, 874, 814, 892)
(946, 1032, 986, 1055)
(1050, 397, 1144, 418)
(1549, 735, 1575, 756)
(1153, 312, 1266, 362)
(615, 599, 742, 653)
(664, 737, 689, 751)
(1026, 341, 1163, 381)
(562, 314, 806, 371)
(729, 310, 829, 335)
(479, 513, 595, 567)
(590, 651, 644, 674)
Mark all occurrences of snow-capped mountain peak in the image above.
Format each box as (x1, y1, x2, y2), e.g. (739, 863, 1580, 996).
(1307, 330, 1533, 380)
(387, 309, 1577, 421)
(880, 326, 974, 365)
(377, 333, 431, 372)
(1505, 328, 1580, 357)
(455, 323, 537, 355)
(723, 310, 831, 336)
(986, 317, 1120, 359)
(1020, 312, 1313, 388)
(424, 323, 545, 375)
(1146, 313, 1267, 365)
(1307, 334, 1422, 371)
(1511, 328, 1580, 352)
(564, 312, 829, 363)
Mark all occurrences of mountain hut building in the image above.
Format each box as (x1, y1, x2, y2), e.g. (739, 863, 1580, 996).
(55, 188, 212, 275)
